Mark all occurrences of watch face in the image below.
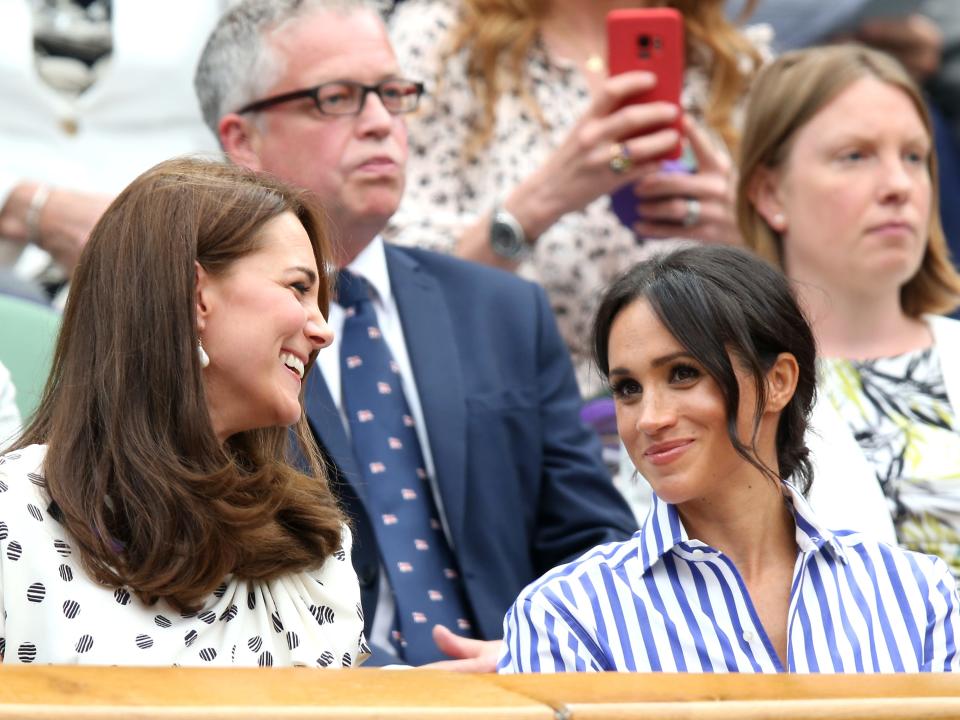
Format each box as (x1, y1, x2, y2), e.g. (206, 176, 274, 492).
(490, 217, 524, 258)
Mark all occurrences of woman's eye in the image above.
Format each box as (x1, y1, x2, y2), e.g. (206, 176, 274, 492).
(840, 149, 864, 163)
(905, 149, 927, 166)
(670, 364, 699, 383)
(291, 281, 310, 296)
(611, 379, 641, 399)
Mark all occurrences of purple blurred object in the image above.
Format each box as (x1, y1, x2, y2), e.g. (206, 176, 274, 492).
(609, 158, 691, 230)
(580, 396, 618, 439)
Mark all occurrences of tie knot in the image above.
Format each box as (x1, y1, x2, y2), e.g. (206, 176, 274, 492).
(336, 270, 372, 309)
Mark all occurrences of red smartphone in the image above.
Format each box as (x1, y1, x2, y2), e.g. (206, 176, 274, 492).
(606, 8, 685, 160)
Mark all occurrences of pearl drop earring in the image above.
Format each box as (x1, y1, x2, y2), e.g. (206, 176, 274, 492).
(197, 339, 210, 369)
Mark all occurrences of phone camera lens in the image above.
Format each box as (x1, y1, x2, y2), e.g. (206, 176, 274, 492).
(639, 35, 650, 47)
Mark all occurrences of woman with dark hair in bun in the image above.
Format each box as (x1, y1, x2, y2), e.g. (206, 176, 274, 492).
(499, 245, 959, 673)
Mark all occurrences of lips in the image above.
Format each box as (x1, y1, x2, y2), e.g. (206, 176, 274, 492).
(865, 219, 914, 236)
(356, 155, 397, 172)
(643, 438, 693, 466)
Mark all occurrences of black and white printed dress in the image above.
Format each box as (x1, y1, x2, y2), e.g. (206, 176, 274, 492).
(0, 444, 369, 667)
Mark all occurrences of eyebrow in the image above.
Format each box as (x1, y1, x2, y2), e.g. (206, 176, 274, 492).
(608, 351, 694, 378)
(289, 266, 318, 284)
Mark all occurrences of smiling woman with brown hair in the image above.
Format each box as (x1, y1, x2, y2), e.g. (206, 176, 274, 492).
(0, 157, 367, 666)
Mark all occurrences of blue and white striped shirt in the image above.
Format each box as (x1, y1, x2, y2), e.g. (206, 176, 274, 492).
(499, 484, 960, 673)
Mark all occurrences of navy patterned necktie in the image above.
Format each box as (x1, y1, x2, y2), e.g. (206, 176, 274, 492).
(336, 270, 475, 664)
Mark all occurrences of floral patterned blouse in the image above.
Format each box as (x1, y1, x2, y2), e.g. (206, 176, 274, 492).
(385, 0, 770, 396)
(820, 348, 960, 578)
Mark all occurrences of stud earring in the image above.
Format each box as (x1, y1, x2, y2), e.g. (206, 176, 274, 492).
(197, 339, 210, 369)
(772, 212, 786, 230)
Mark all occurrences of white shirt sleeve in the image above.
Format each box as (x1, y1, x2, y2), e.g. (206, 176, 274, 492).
(0, 362, 21, 449)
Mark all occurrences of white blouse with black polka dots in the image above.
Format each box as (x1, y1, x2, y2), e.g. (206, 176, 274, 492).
(0, 445, 369, 667)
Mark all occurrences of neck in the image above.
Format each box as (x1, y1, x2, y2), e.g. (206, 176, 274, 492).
(793, 278, 932, 359)
(677, 471, 797, 580)
(546, 0, 645, 27)
(331, 219, 384, 269)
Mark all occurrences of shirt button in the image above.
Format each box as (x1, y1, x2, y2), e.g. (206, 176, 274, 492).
(691, 549, 704, 557)
(59, 117, 79, 135)
(742, 630, 754, 643)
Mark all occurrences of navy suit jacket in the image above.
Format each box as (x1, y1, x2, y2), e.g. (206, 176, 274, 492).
(304, 245, 637, 660)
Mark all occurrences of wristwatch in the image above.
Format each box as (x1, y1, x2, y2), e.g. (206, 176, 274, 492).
(489, 205, 529, 260)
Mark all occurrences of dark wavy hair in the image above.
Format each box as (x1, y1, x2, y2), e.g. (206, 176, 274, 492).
(592, 245, 817, 493)
(13, 157, 343, 612)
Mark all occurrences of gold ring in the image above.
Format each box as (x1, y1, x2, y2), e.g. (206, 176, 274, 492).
(608, 143, 632, 174)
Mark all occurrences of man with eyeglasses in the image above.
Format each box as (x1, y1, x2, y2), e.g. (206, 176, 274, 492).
(195, 0, 636, 670)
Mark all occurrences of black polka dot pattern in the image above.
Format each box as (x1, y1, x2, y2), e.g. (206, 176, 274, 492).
(0, 447, 367, 667)
(62, 600, 80, 619)
(7, 541, 22, 561)
(317, 651, 334, 668)
(26, 583, 45, 603)
(17, 642, 36, 663)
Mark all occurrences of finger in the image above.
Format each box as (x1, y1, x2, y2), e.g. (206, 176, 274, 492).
(634, 171, 728, 201)
(611, 128, 681, 170)
(633, 215, 738, 245)
(634, 197, 727, 226)
(682, 114, 729, 174)
(582, 102, 679, 149)
(431, 624, 479, 658)
(590, 71, 658, 117)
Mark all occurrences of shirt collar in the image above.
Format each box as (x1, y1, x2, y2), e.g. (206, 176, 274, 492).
(341, 236, 392, 306)
(637, 480, 848, 575)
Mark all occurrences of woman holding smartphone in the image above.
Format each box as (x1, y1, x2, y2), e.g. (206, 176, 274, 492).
(499, 246, 960, 673)
(386, 0, 766, 396)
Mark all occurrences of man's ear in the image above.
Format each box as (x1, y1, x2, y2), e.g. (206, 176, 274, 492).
(219, 113, 264, 171)
(195, 261, 212, 334)
(764, 352, 800, 414)
(747, 166, 788, 234)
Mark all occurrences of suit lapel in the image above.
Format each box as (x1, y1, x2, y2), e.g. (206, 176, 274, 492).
(303, 370, 363, 490)
(386, 246, 468, 548)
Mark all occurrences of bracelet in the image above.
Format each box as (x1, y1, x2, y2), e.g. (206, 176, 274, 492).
(25, 184, 50, 246)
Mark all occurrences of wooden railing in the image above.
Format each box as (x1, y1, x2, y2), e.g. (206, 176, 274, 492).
(0, 666, 958, 719)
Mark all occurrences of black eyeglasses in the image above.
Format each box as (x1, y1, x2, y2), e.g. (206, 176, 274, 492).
(237, 78, 425, 116)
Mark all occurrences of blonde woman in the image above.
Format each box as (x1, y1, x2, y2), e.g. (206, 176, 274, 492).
(738, 45, 960, 575)
(386, 0, 766, 396)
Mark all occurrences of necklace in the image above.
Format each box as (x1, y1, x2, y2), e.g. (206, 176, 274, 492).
(585, 54, 606, 74)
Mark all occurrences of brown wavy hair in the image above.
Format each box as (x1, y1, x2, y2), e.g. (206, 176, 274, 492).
(445, 0, 760, 157)
(13, 157, 344, 612)
(736, 45, 960, 317)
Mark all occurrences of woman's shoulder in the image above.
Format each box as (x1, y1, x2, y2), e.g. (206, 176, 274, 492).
(0, 444, 48, 495)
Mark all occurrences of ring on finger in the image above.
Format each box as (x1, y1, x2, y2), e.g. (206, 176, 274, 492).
(682, 198, 701, 228)
(608, 143, 632, 174)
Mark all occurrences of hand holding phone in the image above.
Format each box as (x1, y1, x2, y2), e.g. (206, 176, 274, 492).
(607, 8, 685, 161)
(607, 8, 686, 230)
